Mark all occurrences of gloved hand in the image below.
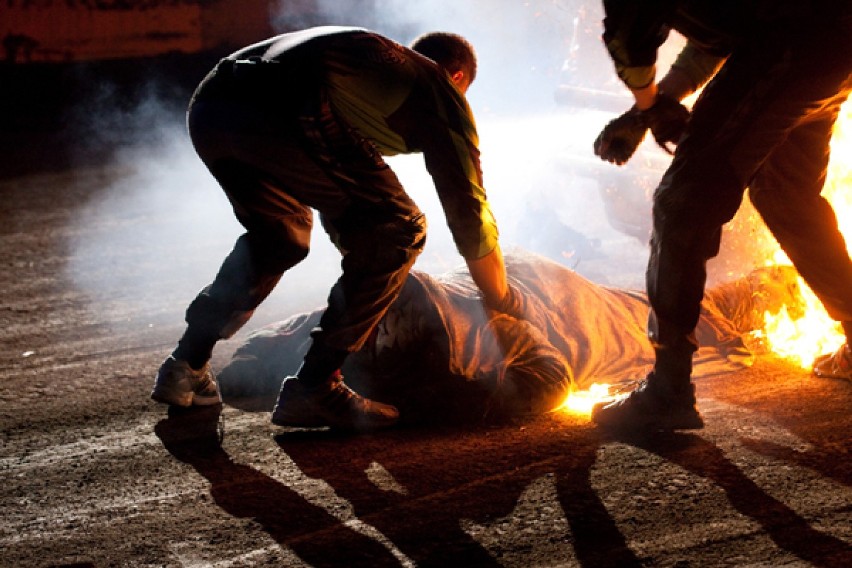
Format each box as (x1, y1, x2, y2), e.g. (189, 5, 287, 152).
(593, 109, 648, 166)
(641, 93, 690, 154)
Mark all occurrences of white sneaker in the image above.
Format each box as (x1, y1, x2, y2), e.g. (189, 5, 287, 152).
(151, 357, 222, 407)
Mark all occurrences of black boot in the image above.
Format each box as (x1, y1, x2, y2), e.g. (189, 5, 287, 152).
(271, 335, 399, 431)
(271, 371, 399, 431)
(591, 372, 704, 432)
(592, 330, 703, 432)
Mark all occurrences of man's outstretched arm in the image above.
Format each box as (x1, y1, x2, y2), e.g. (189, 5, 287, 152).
(465, 243, 509, 310)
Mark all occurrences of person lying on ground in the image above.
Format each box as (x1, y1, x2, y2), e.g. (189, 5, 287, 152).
(218, 251, 802, 426)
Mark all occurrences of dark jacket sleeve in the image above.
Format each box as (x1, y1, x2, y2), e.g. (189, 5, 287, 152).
(602, 0, 675, 89)
(670, 41, 726, 92)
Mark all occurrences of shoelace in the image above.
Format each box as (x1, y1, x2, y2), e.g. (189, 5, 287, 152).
(316, 379, 368, 416)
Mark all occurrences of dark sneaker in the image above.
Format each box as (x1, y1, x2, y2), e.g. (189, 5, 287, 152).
(591, 376, 704, 432)
(271, 374, 399, 431)
(151, 357, 222, 407)
(813, 343, 852, 381)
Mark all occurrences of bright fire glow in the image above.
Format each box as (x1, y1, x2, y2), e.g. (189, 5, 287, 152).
(757, 99, 851, 368)
(558, 382, 625, 417)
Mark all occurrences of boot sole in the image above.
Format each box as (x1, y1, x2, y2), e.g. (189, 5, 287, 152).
(270, 412, 328, 428)
(151, 390, 192, 407)
(151, 390, 221, 407)
(271, 414, 398, 431)
(192, 392, 223, 406)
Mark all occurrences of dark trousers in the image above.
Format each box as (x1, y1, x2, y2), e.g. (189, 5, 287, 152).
(183, 68, 426, 363)
(647, 10, 852, 380)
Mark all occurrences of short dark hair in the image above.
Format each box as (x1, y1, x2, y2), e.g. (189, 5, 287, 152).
(410, 32, 477, 83)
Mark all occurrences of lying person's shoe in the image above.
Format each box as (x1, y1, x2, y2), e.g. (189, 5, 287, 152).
(591, 374, 704, 432)
(151, 357, 222, 407)
(812, 343, 852, 381)
(271, 373, 399, 431)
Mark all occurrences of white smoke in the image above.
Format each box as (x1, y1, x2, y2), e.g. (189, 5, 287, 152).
(270, 0, 578, 112)
(65, 112, 344, 331)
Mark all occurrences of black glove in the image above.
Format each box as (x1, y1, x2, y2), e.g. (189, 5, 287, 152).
(593, 109, 648, 166)
(641, 93, 690, 154)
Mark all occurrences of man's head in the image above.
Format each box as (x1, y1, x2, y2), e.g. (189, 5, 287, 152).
(410, 32, 477, 93)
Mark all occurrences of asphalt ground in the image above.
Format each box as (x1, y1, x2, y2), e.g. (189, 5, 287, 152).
(1, 144, 851, 567)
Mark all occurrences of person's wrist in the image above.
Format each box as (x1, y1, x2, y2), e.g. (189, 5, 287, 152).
(632, 83, 658, 111)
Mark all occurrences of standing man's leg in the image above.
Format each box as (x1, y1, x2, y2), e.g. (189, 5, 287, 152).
(271, 194, 428, 430)
(152, 161, 313, 407)
(750, 110, 852, 381)
(592, 60, 762, 430)
(270, 104, 429, 430)
(590, 145, 746, 431)
(737, 12, 852, 381)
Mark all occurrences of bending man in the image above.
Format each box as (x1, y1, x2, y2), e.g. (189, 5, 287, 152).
(151, 27, 516, 431)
